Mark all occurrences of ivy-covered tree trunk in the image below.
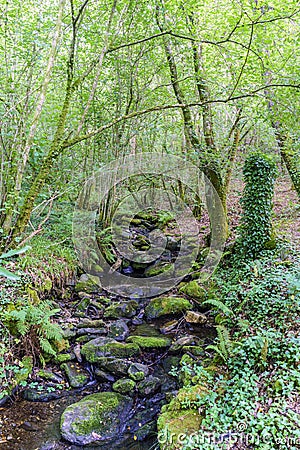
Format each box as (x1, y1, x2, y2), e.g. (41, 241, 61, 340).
(238, 152, 277, 258)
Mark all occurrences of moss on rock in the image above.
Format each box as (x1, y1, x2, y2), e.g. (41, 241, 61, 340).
(126, 335, 171, 349)
(104, 301, 138, 319)
(128, 363, 149, 381)
(157, 409, 202, 450)
(81, 337, 140, 363)
(60, 392, 133, 446)
(144, 263, 174, 277)
(145, 297, 192, 320)
(137, 375, 161, 396)
(179, 280, 206, 302)
(75, 274, 101, 294)
(97, 357, 131, 376)
(112, 378, 136, 395)
(61, 362, 89, 388)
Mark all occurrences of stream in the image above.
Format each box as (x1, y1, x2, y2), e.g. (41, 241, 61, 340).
(0, 308, 214, 450)
(0, 212, 214, 449)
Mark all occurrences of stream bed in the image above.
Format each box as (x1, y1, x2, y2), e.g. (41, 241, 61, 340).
(0, 213, 214, 449)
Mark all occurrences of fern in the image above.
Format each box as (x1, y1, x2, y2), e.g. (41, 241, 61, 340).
(96, 228, 117, 264)
(42, 322, 63, 341)
(261, 338, 269, 364)
(202, 298, 233, 316)
(206, 344, 228, 362)
(207, 325, 234, 363)
(0, 245, 31, 280)
(156, 210, 174, 228)
(39, 338, 56, 356)
(4, 301, 63, 361)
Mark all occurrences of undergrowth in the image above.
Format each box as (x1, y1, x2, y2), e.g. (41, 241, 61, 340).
(165, 245, 300, 450)
(0, 237, 75, 400)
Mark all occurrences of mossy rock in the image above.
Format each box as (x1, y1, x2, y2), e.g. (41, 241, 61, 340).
(37, 369, 63, 384)
(169, 335, 199, 354)
(137, 375, 161, 396)
(130, 218, 142, 226)
(81, 337, 140, 363)
(131, 261, 149, 270)
(182, 345, 205, 357)
(97, 357, 131, 376)
(157, 409, 202, 450)
(104, 300, 138, 319)
(128, 363, 149, 381)
(105, 341, 140, 358)
(112, 378, 136, 395)
(144, 263, 174, 278)
(135, 211, 157, 222)
(175, 384, 209, 409)
(94, 369, 115, 382)
(62, 326, 77, 339)
(145, 297, 192, 320)
(107, 319, 130, 341)
(77, 318, 106, 329)
(127, 335, 171, 349)
(61, 362, 89, 388)
(75, 273, 101, 294)
(91, 264, 104, 274)
(179, 280, 206, 302)
(60, 392, 133, 446)
(132, 235, 150, 249)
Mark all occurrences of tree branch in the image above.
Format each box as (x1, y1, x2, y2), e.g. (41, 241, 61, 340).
(61, 83, 300, 150)
(228, 23, 254, 99)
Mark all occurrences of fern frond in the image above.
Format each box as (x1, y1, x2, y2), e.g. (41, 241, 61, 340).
(202, 299, 233, 316)
(261, 338, 268, 363)
(217, 325, 233, 357)
(206, 345, 227, 362)
(39, 337, 56, 356)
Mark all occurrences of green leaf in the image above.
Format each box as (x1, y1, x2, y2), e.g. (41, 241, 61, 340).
(202, 298, 233, 316)
(0, 265, 20, 280)
(0, 245, 31, 260)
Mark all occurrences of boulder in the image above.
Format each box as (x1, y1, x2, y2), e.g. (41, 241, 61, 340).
(96, 357, 131, 376)
(61, 362, 89, 388)
(75, 273, 101, 294)
(157, 409, 202, 449)
(137, 376, 161, 396)
(104, 300, 138, 319)
(145, 297, 192, 320)
(107, 319, 130, 341)
(144, 262, 174, 278)
(81, 337, 140, 362)
(169, 335, 199, 353)
(112, 378, 136, 395)
(60, 392, 133, 446)
(185, 310, 207, 324)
